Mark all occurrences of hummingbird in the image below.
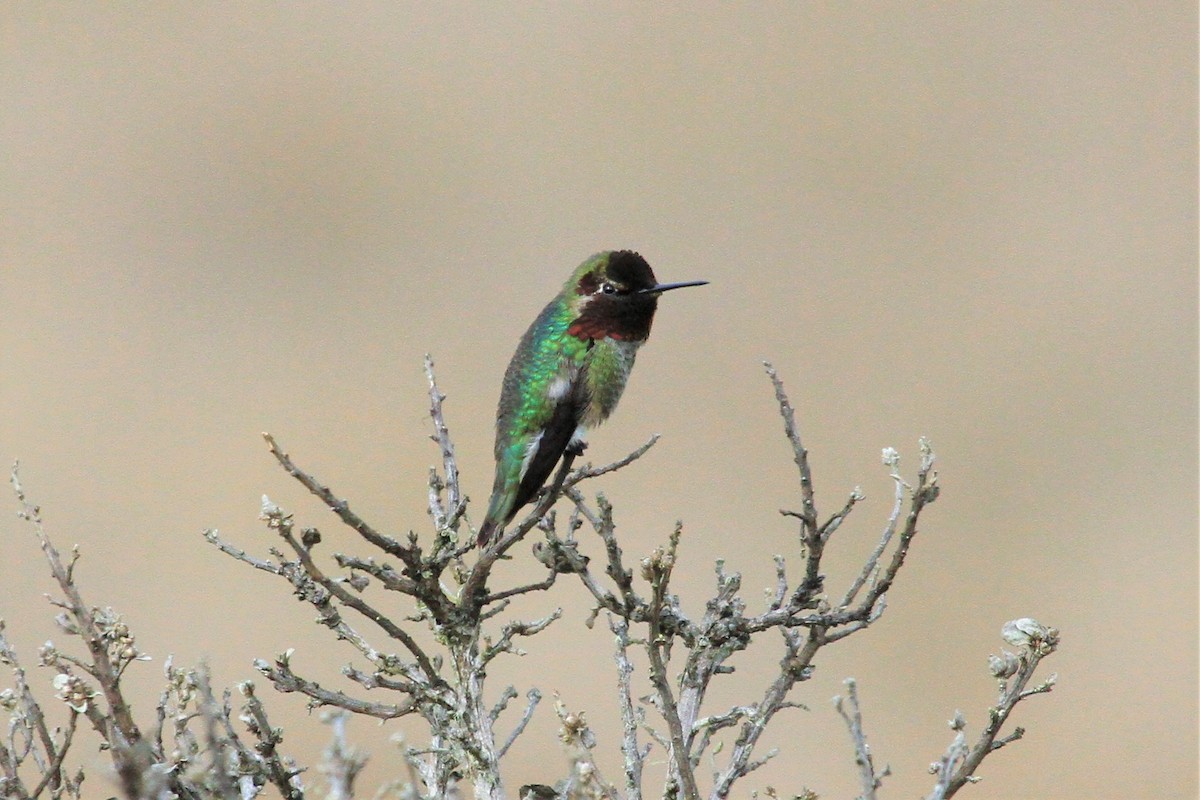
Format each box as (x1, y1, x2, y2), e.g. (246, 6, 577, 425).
(477, 250, 707, 546)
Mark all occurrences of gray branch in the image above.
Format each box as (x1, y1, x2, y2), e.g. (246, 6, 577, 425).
(926, 619, 1060, 799)
(2, 357, 1059, 800)
(834, 678, 889, 800)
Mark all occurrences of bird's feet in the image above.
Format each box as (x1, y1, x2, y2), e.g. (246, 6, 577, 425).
(565, 440, 588, 458)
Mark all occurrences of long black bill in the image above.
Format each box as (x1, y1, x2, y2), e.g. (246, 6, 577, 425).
(639, 280, 709, 295)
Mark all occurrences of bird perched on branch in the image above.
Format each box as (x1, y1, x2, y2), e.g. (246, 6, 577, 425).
(477, 250, 707, 546)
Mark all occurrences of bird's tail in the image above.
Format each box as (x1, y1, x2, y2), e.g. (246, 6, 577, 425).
(477, 517, 501, 548)
(478, 480, 517, 548)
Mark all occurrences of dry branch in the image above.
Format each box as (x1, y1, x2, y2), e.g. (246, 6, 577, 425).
(2, 359, 1059, 800)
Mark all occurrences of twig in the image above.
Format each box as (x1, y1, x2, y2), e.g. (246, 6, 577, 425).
(425, 355, 464, 534)
(834, 678, 888, 800)
(497, 689, 542, 759)
(262, 433, 416, 564)
(238, 680, 306, 800)
(838, 458, 905, 609)
(203, 529, 280, 573)
(254, 655, 413, 720)
(763, 364, 825, 605)
(818, 487, 864, 542)
(763, 363, 817, 533)
(609, 616, 647, 800)
(333, 554, 420, 594)
(261, 498, 442, 686)
(482, 573, 559, 605)
(196, 666, 239, 800)
(709, 629, 811, 799)
(482, 611, 563, 665)
(11, 463, 150, 795)
(848, 440, 938, 623)
(563, 435, 660, 488)
(0, 622, 65, 797)
(468, 437, 660, 614)
(460, 452, 578, 607)
(554, 697, 618, 800)
(319, 711, 365, 800)
(642, 529, 700, 800)
(926, 619, 1059, 799)
(27, 713, 77, 800)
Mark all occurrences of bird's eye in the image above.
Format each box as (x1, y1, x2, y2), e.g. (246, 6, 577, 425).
(600, 283, 618, 295)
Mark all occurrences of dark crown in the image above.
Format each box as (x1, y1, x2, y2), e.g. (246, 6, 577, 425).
(603, 251, 658, 292)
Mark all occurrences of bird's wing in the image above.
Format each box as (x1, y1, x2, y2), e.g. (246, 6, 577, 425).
(510, 383, 582, 514)
(488, 304, 589, 525)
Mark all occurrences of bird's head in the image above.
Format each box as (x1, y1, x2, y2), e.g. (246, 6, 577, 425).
(564, 250, 707, 342)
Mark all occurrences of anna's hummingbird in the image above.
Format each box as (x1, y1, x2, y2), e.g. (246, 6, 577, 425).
(477, 250, 707, 546)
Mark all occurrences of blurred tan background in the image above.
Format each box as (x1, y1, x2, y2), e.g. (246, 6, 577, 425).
(2, 5, 1195, 799)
